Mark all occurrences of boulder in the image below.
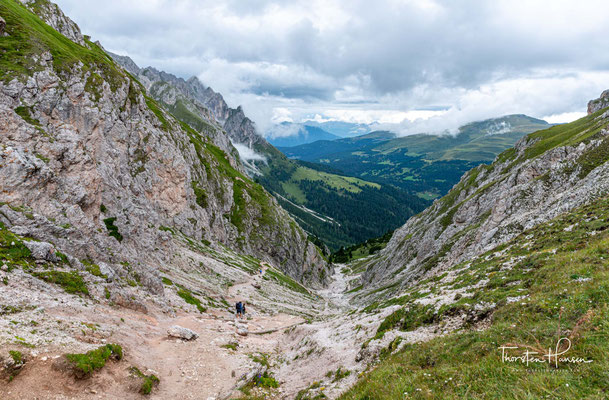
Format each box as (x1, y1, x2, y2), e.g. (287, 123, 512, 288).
(110, 289, 148, 313)
(24, 241, 59, 262)
(98, 262, 117, 281)
(167, 325, 198, 341)
(0, 17, 5, 36)
(235, 322, 249, 337)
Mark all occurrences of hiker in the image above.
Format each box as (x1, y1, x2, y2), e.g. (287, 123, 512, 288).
(242, 302, 246, 316)
(236, 301, 242, 318)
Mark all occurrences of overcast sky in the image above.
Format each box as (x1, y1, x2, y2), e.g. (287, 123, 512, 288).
(56, 0, 609, 135)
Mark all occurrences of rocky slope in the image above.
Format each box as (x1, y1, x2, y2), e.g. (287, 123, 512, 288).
(108, 54, 272, 175)
(355, 92, 609, 301)
(0, 0, 329, 295)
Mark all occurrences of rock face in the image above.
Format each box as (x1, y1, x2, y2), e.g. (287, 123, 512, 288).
(0, 16, 6, 36)
(109, 54, 277, 175)
(588, 90, 609, 115)
(359, 97, 609, 298)
(0, 0, 329, 295)
(19, 0, 86, 46)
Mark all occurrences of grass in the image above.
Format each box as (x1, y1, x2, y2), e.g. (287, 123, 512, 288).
(522, 108, 608, 161)
(144, 95, 171, 132)
(327, 366, 351, 382)
(81, 259, 106, 278)
(340, 196, 609, 400)
(65, 344, 123, 378)
(130, 366, 160, 395)
(222, 343, 238, 351)
(240, 370, 280, 397)
(9, 350, 23, 364)
(0, 221, 34, 271)
(191, 181, 208, 208)
(263, 268, 310, 296)
(292, 166, 380, 193)
(31, 270, 89, 295)
(176, 288, 206, 313)
(0, 0, 125, 89)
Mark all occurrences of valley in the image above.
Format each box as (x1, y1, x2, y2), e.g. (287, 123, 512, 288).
(280, 115, 550, 199)
(1, 1, 609, 399)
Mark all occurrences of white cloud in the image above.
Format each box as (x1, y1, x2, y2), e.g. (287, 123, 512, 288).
(54, 0, 609, 133)
(542, 112, 587, 124)
(232, 143, 267, 162)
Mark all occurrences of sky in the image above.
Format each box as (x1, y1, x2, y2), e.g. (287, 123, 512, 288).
(55, 0, 609, 136)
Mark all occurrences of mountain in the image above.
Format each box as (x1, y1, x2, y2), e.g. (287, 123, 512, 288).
(354, 96, 609, 299)
(266, 123, 340, 147)
(281, 114, 550, 199)
(331, 93, 609, 399)
(109, 57, 428, 251)
(255, 159, 428, 250)
(0, 0, 329, 294)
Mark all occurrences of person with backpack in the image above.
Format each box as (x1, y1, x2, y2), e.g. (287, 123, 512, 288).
(235, 301, 242, 318)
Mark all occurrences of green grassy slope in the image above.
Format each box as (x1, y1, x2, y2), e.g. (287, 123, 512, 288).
(0, 0, 125, 87)
(341, 197, 609, 400)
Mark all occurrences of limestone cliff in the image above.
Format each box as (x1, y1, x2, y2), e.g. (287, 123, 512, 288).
(0, 0, 329, 294)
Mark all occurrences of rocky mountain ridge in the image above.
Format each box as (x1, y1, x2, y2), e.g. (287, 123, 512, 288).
(0, 0, 329, 295)
(108, 53, 272, 173)
(355, 93, 609, 301)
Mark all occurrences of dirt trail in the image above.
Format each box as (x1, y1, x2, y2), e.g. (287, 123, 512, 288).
(1, 259, 359, 400)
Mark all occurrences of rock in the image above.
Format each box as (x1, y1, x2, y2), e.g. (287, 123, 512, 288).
(0, 17, 5, 36)
(1, 351, 26, 381)
(98, 262, 117, 281)
(23, 241, 59, 262)
(251, 282, 261, 289)
(167, 325, 199, 341)
(109, 289, 148, 314)
(588, 89, 609, 114)
(236, 326, 249, 337)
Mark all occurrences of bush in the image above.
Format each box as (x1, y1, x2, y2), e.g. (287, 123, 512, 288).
(130, 366, 160, 395)
(103, 217, 123, 242)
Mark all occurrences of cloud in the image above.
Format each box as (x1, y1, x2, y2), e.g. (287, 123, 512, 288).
(266, 123, 303, 139)
(54, 0, 609, 133)
(232, 142, 267, 162)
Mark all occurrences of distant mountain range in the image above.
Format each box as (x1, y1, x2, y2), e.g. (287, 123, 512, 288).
(266, 121, 372, 147)
(279, 114, 551, 199)
(302, 120, 372, 138)
(266, 124, 340, 147)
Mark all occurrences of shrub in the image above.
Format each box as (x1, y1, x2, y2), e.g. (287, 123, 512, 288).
(103, 217, 123, 242)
